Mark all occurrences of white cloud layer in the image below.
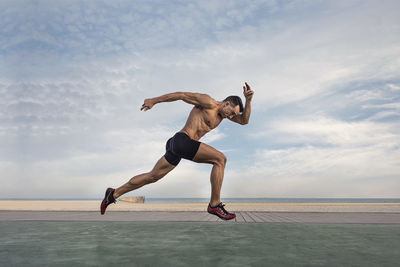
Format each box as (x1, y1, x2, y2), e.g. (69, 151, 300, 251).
(1, 0, 399, 198)
(237, 115, 400, 197)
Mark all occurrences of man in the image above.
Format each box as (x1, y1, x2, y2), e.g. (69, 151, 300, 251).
(101, 82, 254, 220)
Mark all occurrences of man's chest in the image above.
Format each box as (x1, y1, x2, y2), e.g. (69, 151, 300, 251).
(202, 110, 222, 129)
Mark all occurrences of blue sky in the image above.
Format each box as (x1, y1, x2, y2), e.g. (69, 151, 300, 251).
(1, 0, 399, 199)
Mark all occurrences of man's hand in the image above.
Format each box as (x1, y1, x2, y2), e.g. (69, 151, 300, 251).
(141, 98, 154, 111)
(243, 82, 254, 102)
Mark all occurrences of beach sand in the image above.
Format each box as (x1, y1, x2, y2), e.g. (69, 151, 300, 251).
(1, 200, 399, 212)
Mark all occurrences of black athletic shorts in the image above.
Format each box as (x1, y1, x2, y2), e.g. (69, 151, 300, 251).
(164, 132, 201, 166)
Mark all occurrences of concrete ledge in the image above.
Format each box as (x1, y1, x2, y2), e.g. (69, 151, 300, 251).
(120, 196, 145, 203)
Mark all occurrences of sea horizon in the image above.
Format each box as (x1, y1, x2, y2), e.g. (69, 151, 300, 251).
(2, 197, 400, 203)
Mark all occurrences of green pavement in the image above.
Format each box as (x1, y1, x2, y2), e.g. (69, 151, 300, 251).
(1, 222, 399, 266)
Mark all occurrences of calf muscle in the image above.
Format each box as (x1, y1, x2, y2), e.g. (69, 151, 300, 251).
(114, 156, 175, 199)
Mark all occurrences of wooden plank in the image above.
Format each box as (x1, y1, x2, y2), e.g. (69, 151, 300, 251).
(1, 211, 400, 224)
(241, 211, 255, 222)
(235, 212, 246, 222)
(254, 212, 275, 223)
(270, 213, 298, 223)
(242, 212, 261, 222)
(248, 212, 264, 222)
(199, 212, 212, 222)
(205, 213, 217, 222)
(255, 212, 282, 223)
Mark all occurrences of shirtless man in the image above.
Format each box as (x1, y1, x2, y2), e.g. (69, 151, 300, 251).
(101, 82, 254, 220)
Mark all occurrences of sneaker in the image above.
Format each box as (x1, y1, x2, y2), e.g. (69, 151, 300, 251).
(100, 187, 116, 215)
(207, 202, 236, 220)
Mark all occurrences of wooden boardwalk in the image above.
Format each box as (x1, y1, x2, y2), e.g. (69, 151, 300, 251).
(1, 211, 400, 224)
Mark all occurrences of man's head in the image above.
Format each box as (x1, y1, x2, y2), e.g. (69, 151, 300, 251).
(220, 95, 244, 119)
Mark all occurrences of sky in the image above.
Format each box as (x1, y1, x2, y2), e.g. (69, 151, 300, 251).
(1, 0, 400, 199)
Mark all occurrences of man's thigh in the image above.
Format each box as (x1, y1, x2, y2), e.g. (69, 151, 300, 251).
(192, 143, 224, 164)
(151, 156, 176, 178)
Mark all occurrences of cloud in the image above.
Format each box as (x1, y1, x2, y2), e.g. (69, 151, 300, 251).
(225, 143, 400, 197)
(1, 0, 400, 198)
(231, 113, 400, 197)
(254, 116, 399, 146)
(200, 129, 225, 144)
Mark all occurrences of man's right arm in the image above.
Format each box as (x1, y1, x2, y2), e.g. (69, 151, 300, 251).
(141, 92, 214, 111)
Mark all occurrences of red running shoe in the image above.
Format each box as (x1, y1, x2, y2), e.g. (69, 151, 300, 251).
(100, 187, 116, 215)
(207, 202, 236, 220)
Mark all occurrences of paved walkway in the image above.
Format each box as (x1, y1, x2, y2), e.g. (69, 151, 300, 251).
(1, 211, 400, 224)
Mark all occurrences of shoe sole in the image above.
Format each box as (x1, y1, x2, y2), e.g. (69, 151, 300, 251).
(207, 210, 236, 220)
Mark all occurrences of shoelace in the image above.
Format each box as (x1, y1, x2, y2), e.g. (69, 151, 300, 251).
(218, 203, 229, 215)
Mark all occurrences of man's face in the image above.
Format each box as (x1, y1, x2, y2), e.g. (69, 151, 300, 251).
(222, 102, 240, 119)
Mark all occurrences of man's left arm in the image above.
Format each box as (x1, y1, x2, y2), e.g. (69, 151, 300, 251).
(230, 82, 254, 125)
(241, 100, 252, 125)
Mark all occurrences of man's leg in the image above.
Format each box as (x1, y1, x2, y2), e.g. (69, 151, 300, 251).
(192, 143, 227, 207)
(114, 156, 176, 199)
(192, 142, 235, 220)
(101, 156, 176, 214)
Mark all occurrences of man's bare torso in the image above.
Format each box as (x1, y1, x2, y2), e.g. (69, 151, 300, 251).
(180, 102, 223, 141)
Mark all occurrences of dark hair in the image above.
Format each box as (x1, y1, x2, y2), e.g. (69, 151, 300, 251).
(223, 95, 243, 113)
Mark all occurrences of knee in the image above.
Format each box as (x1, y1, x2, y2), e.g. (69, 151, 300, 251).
(214, 153, 227, 167)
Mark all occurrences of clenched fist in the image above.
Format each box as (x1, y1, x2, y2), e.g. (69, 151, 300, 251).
(243, 82, 254, 102)
(141, 98, 155, 111)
